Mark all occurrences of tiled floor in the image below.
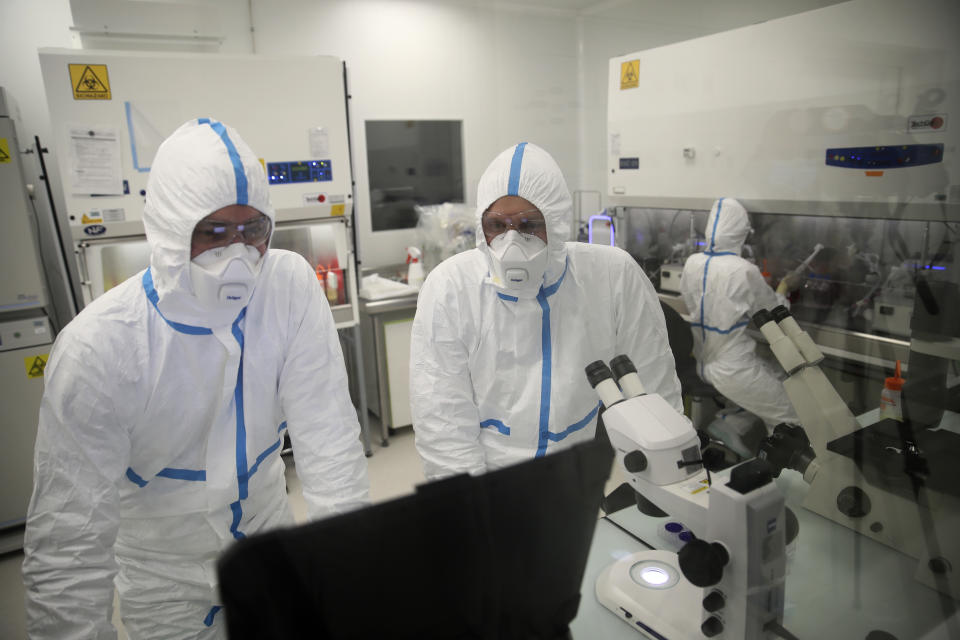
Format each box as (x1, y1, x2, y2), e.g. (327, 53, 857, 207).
(0, 423, 424, 640)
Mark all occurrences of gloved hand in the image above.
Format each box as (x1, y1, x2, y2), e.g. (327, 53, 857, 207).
(776, 270, 804, 295)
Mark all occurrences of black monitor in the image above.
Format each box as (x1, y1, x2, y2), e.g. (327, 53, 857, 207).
(217, 439, 613, 639)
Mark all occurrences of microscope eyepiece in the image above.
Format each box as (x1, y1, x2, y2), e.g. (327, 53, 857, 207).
(585, 360, 614, 388)
(610, 354, 637, 379)
(771, 305, 791, 322)
(752, 309, 774, 328)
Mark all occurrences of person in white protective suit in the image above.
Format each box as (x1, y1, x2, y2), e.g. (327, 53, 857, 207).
(410, 142, 683, 479)
(680, 197, 801, 429)
(22, 119, 370, 639)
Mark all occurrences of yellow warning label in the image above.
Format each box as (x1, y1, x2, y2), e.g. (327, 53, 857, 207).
(330, 204, 345, 217)
(0, 138, 10, 163)
(69, 64, 112, 100)
(25, 354, 48, 379)
(620, 60, 639, 90)
(81, 212, 103, 224)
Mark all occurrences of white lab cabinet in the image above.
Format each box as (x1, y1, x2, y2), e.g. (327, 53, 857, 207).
(360, 295, 417, 442)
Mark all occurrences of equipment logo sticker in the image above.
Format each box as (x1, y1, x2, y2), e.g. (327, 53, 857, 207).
(620, 60, 640, 90)
(0, 137, 10, 163)
(908, 113, 947, 133)
(25, 354, 48, 379)
(69, 64, 112, 100)
(84, 224, 107, 236)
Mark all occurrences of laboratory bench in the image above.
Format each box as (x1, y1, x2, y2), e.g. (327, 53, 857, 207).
(572, 471, 960, 639)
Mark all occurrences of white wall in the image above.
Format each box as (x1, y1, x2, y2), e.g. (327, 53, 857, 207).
(0, 1, 77, 151)
(250, 0, 584, 268)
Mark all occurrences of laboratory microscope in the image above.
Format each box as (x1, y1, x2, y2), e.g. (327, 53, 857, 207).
(585, 356, 788, 639)
(752, 305, 960, 600)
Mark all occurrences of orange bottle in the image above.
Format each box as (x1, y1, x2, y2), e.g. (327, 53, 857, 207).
(879, 360, 905, 422)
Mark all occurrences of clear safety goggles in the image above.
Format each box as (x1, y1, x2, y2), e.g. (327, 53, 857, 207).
(481, 209, 547, 238)
(191, 214, 272, 252)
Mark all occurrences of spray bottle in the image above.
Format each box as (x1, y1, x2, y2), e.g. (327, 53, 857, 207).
(406, 246, 424, 287)
(879, 360, 905, 422)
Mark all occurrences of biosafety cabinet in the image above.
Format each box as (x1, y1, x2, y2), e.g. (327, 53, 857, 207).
(38, 49, 361, 329)
(607, 0, 959, 221)
(606, 0, 959, 368)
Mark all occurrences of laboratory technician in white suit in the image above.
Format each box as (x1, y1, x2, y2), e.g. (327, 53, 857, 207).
(410, 142, 683, 480)
(22, 119, 370, 639)
(680, 197, 801, 429)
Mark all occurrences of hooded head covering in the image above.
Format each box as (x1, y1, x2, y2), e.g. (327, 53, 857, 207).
(143, 119, 275, 328)
(475, 142, 571, 295)
(703, 197, 750, 255)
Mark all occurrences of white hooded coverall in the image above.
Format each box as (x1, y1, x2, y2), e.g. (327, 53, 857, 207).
(680, 197, 799, 428)
(22, 119, 370, 639)
(410, 142, 683, 480)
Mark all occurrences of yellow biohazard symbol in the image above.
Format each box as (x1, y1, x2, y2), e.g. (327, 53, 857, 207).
(69, 64, 112, 100)
(25, 354, 49, 379)
(0, 137, 10, 163)
(620, 60, 640, 90)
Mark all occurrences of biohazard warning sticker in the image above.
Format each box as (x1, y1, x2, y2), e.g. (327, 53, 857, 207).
(24, 354, 48, 379)
(0, 137, 10, 163)
(620, 60, 639, 90)
(69, 64, 112, 100)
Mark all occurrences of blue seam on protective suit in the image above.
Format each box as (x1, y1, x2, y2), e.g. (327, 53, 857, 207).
(704, 250, 736, 257)
(124, 102, 150, 173)
(125, 467, 148, 487)
(156, 468, 206, 481)
(229, 308, 249, 540)
(480, 419, 511, 435)
(142, 269, 213, 335)
(690, 320, 749, 334)
(547, 401, 601, 442)
(497, 292, 518, 302)
(488, 259, 569, 451)
(203, 605, 221, 627)
(698, 198, 725, 375)
(278, 421, 287, 433)
(507, 142, 528, 196)
(197, 118, 211, 125)
(248, 438, 282, 477)
(534, 288, 552, 458)
(204, 120, 248, 205)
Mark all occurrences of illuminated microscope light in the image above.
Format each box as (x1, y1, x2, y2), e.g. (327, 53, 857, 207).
(629, 560, 680, 589)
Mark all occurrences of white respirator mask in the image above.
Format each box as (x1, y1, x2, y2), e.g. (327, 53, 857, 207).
(488, 230, 548, 295)
(190, 243, 264, 312)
